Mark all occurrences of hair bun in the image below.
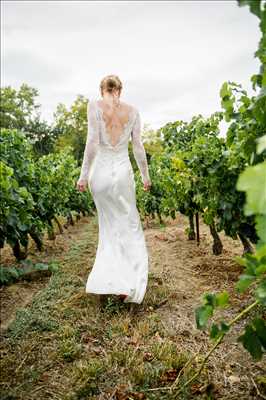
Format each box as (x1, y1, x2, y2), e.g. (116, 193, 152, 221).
(100, 75, 123, 96)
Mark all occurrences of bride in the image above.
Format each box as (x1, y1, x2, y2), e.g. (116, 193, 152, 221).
(76, 75, 151, 304)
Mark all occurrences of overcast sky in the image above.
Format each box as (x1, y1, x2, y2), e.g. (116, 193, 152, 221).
(1, 0, 261, 132)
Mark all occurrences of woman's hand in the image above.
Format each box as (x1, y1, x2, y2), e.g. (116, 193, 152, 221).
(76, 180, 88, 192)
(143, 179, 151, 191)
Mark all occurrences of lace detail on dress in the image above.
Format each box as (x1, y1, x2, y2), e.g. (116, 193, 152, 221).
(78, 101, 100, 183)
(131, 109, 151, 184)
(95, 101, 135, 149)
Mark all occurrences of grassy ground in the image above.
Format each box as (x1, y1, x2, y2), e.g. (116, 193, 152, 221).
(0, 214, 265, 400)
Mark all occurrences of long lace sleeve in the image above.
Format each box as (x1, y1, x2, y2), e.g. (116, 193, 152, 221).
(78, 101, 100, 183)
(131, 109, 151, 184)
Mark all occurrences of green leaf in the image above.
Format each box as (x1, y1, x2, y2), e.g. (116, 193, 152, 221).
(256, 280, 266, 305)
(220, 322, 230, 334)
(253, 318, 266, 348)
(255, 244, 266, 259)
(210, 323, 219, 340)
(203, 293, 217, 307)
(0, 268, 10, 284)
(235, 255, 247, 267)
(238, 324, 263, 361)
(236, 162, 266, 215)
(195, 305, 213, 330)
(236, 274, 256, 292)
(220, 82, 230, 98)
(256, 135, 266, 155)
(216, 291, 229, 308)
(256, 215, 266, 243)
(48, 262, 60, 272)
(8, 267, 20, 279)
(255, 264, 266, 275)
(34, 263, 49, 271)
(210, 322, 230, 340)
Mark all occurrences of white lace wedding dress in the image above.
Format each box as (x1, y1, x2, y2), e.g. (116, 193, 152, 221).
(77, 99, 151, 304)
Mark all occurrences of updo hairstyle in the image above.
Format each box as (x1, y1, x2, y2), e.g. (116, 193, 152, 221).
(100, 75, 123, 97)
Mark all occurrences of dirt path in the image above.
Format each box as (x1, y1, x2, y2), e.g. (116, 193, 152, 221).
(0, 214, 265, 400)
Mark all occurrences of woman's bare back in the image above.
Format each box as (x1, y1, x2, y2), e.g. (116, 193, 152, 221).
(96, 100, 134, 147)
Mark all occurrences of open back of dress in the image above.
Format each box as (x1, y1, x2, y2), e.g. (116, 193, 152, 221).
(96, 100, 134, 148)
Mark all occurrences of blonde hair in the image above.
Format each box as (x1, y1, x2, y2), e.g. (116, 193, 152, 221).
(100, 75, 123, 97)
